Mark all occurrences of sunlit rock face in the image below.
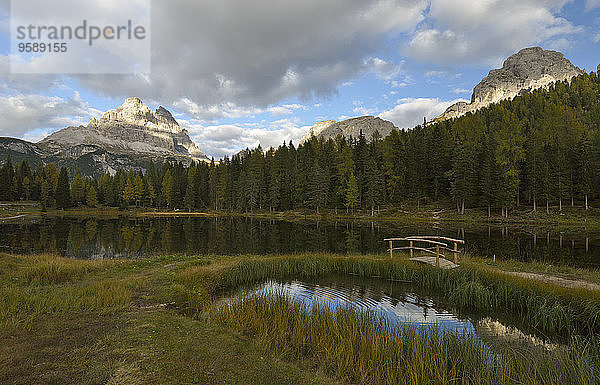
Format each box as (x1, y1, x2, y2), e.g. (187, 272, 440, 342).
(39, 97, 208, 163)
(437, 47, 584, 121)
(301, 116, 397, 143)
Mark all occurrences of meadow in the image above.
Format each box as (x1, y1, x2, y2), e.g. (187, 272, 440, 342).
(1, 252, 600, 384)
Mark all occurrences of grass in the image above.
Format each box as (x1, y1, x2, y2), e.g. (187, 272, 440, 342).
(210, 293, 600, 385)
(2, 251, 600, 383)
(460, 254, 600, 285)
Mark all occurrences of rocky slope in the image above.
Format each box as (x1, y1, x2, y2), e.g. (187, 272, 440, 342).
(0, 98, 209, 176)
(438, 47, 584, 121)
(300, 116, 397, 143)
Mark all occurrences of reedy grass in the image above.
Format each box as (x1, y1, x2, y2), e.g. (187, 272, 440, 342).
(0, 253, 125, 285)
(209, 293, 600, 385)
(0, 254, 132, 331)
(0, 280, 131, 330)
(180, 253, 600, 337)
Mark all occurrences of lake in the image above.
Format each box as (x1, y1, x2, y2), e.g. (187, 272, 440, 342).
(1, 215, 599, 266)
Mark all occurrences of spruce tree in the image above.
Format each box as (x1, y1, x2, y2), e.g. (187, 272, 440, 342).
(345, 172, 359, 213)
(55, 167, 71, 209)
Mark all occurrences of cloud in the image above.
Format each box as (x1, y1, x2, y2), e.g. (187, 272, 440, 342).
(72, 0, 426, 113)
(586, 0, 600, 10)
(378, 97, 465, 128)
(365, 57, 404, 80)
(181, 118, 310, 158)
(0, 92, 95, 137)
(452, 88, 471, 94)
(267, 103, 306, 116)
(405, 0, 582, 66)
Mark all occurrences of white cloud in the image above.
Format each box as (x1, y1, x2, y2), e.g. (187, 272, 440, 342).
(181, 118, 310, 158)
(352, 104, 377, 115)
(172, 98, 263, 121)
(586, 0, 600, 10)
(406, 0, 582, 65)
(453, 88, 471, 94)
(267, 103, 306, 116)
(378, 97, 465, 128)
(0, 92, 95, 137)
(365, 57, 404, 80)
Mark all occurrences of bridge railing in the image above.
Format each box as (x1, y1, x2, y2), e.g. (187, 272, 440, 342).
(384, 236, 465, 267)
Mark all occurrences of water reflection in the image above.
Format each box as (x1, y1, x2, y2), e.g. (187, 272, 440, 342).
(256, 279, 473, 333)
(0, 216, 599, 266)
(242, 275, 560, 352)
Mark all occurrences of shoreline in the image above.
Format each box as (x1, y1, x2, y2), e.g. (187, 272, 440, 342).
(1, 202, 599, 230)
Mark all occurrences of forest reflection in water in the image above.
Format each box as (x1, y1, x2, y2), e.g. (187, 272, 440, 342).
(0, 216, 599, 266)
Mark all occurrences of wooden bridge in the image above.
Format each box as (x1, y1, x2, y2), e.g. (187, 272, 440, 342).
(384, 236, 465, 269)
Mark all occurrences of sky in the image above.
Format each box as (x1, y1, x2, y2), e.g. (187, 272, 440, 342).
(1, 0, 600, 159)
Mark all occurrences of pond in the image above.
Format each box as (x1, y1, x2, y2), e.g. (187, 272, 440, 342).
(230, 274, 560, 352)
(0, 215, 599, 266)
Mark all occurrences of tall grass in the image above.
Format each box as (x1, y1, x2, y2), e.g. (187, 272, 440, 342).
(0, 253, 124, 285)
(0, 254, 131, 331)
(210, 293, 600, 385)
(0, 280, 131, 330)
(186, 254, 600, 337)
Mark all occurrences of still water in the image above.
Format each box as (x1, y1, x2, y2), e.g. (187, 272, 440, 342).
(0, 215, 599, 266)
(235, 274, 559, 351)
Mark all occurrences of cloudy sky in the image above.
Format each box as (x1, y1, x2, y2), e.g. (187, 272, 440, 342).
(1, 0, 600, 158)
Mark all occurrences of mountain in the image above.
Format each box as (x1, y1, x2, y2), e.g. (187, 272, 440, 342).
(0, 98, 209, 176)
(300, 116, 397, 143)
(437, 47, 584, 121)
(39, 97, 207, 162)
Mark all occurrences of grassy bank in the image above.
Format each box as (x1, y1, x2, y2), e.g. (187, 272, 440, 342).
(2, 252, 600, 384)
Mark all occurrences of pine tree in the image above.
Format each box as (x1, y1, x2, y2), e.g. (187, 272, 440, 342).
(133, 174, 145, 207)
(162, 170, 173, 209)
(122, 178, 135, 206)
(345, 172, 359, 213)
(40, 179, 50, 211)
(307, 160, 329, 213)
(55, 167, 71, 209)
(22, 176, 31, 201)
(184, 166, 198, 211)
(71, 171, 86, 206)
(86, 186, 98, 207)
(0, 155, 14, 201)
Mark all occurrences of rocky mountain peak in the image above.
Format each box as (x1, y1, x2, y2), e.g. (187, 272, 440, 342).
(437, 47, 583, 121)
(39, 98, 208, 165)
(300, 116, 397, 143)
(95, 97, 182, 133)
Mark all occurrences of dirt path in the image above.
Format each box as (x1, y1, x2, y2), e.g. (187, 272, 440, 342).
(506, 271, 600, 291)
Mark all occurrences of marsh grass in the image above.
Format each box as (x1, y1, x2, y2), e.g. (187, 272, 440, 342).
(181, 253, 600, 336)
(210, 293, 600, 385)
(0, 253, 124, 285)
(0, 280, 132, 330)
(0, 254, 131, 331)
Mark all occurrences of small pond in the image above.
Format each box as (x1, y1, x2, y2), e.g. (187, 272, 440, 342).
(232, 274, 561, 353)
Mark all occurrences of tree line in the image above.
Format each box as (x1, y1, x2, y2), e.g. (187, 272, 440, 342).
(1, 71, 600, 215)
